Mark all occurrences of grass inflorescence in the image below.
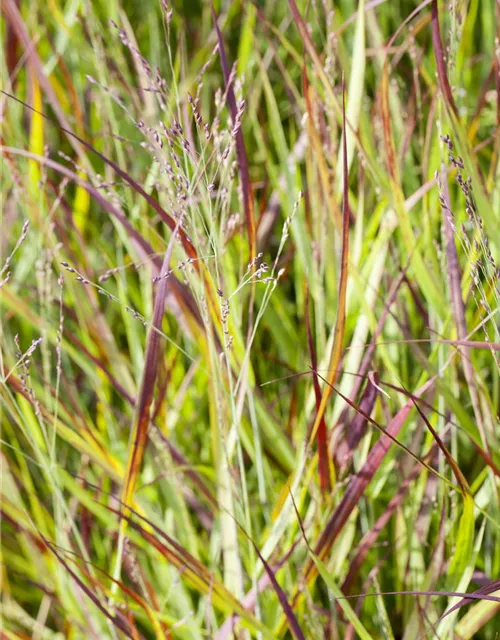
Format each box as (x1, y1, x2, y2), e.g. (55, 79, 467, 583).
(1, 0, 500, 638)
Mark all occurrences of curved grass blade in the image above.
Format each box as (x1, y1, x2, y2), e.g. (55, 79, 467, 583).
(106, 506, 275, 639)
(0, 92, 198, 260)
(39, 535, 137, 639)
(336, 588, 500, 604)
(290, 491, 374, 640)
(112, 218, 184, 591)
(454, 585, 500, 639)
(0, 146, 203, 332)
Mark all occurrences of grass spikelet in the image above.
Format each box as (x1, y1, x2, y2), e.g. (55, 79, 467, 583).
(1, 1, 499, 638)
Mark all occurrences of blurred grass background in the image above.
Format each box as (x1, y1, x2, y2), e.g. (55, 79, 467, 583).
(1, 0, 500, 638)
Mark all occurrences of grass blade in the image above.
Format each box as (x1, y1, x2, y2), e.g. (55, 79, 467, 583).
(305, 287, 331, 493)
(211, 3, 256, 259)
(112, 219, 183, 593)
(308, 78, 350, 448)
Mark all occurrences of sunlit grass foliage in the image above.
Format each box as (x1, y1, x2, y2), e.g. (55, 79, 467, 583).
(1, 0, 500, 638)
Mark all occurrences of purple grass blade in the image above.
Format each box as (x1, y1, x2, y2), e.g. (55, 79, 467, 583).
(211, 4, 256, 258)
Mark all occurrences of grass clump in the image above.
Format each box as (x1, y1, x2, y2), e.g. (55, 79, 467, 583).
(1, 0, 500, 638)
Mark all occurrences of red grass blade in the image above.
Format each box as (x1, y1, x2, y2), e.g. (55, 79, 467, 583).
(110, 217, 186, 597)
(381, 380, 500, 477)
(76, 560, 170, 639)
(0, 146, 160, 261)
(334, 373, 379, 473)
(215, 544, 299, 640)
(406, 383, 469, 495)
(302, 65, 341, 229)
(303, 376, 436, 582)
(342, 446, 435, 593)
(1, 0, 85, 157)
(381, 61, 399, 183)
(218, 497, 307, 639)
(335, 587, 500, 604)
(248, 539, 306, 640)
(120, 221, 182, 516)
(105, 506, 272, 636)
(345, 337, 500, 352)
(430, 0, 458, 116)
(2, 308, 216, 510)
(4, 0, 20, 82)
(40, 537, 137, 639)
(337, 265, 409, 427)
(308, 77, 350, 447)
(211, 4, 256, 259)
(431, 580, 500, 630)
(305, 287, 331, 493)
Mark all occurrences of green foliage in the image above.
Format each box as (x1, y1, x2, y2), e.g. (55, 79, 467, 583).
(1, 0, 500, 638)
